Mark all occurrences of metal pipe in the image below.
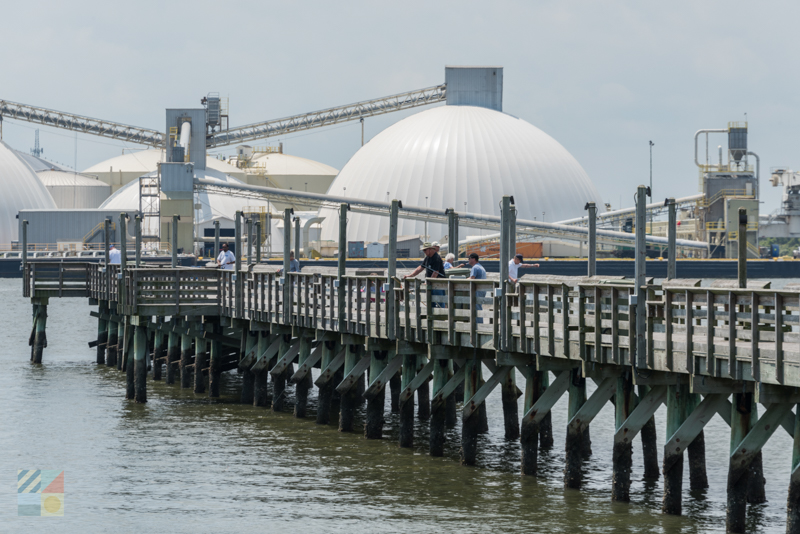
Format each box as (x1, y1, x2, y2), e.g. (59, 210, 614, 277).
(738, 207, 747, 288)
(694, 129, 727, 167)
(635, 186, 647, 368)
(134, 214, 142, 267)
(667, 198, 676, 280)
(302, 217, 324, 259)
(214, 220, 220, 259)
(587, 202, 596, 276)
(195, 178, 708, 250)
(387, 200, 399, 340)
(171, 215, 179, 268)
(559, 194, 703, 225)
(748, 150, 760, 199)
(255, 220, 261, 263)
(179, 121, 191, 153)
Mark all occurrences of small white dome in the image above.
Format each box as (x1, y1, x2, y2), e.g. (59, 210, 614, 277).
(239, 151, 338, 195)
(37, 170, 112, 209)
(83, 148, 247, 190)
(0, 141, 57, 244)
(319, 105, 600, 242)
(99, 167, 271, 228)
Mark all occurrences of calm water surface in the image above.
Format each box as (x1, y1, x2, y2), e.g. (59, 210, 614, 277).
(0, 278, 794, 533)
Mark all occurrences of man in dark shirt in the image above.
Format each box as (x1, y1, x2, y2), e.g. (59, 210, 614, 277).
(404, 242, 444, 279)
(404, 242, 445, 308)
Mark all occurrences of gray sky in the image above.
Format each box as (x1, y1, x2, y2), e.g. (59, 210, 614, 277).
(2, 0, 797, 213)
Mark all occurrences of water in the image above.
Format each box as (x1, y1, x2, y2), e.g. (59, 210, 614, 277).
(0, 278, 794, 533)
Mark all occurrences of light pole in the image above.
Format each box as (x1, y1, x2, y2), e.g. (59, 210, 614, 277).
(424, 196, 429, 240)
(649, 140, 654, 235)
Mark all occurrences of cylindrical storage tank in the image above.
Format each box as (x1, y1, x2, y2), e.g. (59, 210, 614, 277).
(37, 170, 112, 209)
(0, 141, 57, 245)
(318, 105, 600, 243)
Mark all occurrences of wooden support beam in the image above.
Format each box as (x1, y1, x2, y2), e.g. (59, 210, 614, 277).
(462, 365, 512, 419)
(430, 357, 467, 410)
(314, 349, 346, 387)
(335, 356, 372, 394)
(663, 393, 728, 472)
(614, 385, 667, 445)
(249, 336, 280, 372)
(399, 358, 435, 402)
(268, 338, 300, 376)
(364, 353, 404, 401)
(522, 370, 569, 425)
(290, 344, 323, 384)
(567, 376, 616, 436)
(729, 402, 793, 486)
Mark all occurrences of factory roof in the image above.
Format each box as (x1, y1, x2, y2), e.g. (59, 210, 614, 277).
(83, 148, 246, 178)
(250, 152, 338, 177)
(37, 170, 109, 187)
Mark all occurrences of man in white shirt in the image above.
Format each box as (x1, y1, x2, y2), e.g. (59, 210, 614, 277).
(508, 253, 539, 284)
(216, 243, 236, 270)
(108, 245, 121, 265)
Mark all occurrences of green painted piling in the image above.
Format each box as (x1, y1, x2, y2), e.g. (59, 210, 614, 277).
(134, 324, 147, 403)
(460, 354, 481, 466)
(399, 353, 417, 448)
(365, 349, 388, 439)
(32, 302, 47, 364)
(152, 324, 164, 381)
(294, 334, 313, 418)
(430, 358, 451, 456)
(787, 404, 800, 534)
(116, 320, 125, 371)
(612, 373, 636, 502)
(125, 325, 135, 400)
(748, 399, 767, 504)
(241, 330, 257, 404)
(180, 331, 193, 389)
(390, 370, 401, 413)
(638, 385, 660, 480)
(501, 365, 520, 440)
(685, 392, 708, 489)
(253, 331, 269, 407)
(540, 371, 554, 449)
(208, 321, 222, 398)
(106, 318, 118, 367)
(521, 367, 543, 476)
(316, 339, 337, 425)
(166, 327, 179, 385)
(340, 343, 361, 432)
(727, 392, 753, 533)
(194, 335, 207, 395)
(663, 384, 689, 515)
(96, 301, 108, 365)
(564, 367, 590, 489)
(272, 334, 291, 412)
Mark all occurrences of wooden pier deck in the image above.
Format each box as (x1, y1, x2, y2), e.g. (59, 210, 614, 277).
(22, 260, 800, 532)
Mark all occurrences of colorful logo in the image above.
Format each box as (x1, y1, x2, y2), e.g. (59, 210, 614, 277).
(17, 470, 64, 517)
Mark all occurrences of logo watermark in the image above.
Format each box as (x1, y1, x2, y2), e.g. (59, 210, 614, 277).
(17, 470, 64, 517)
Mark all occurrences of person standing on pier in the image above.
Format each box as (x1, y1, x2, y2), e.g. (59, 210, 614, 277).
(508, 253, 539, 284)
(289, 251, 300, 273)
(444, 253, 455, 270)
(457, 253, 486, 280)
(403, 242, 444, 280)
(216, 243, 235, 270)
(109, 244, 121, 265)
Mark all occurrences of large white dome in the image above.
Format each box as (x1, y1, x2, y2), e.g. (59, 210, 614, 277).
(0, 141, 57, 245)
(319, 105, 600, 243)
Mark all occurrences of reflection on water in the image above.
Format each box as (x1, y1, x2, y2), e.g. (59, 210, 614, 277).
(0, 279, 793, 533)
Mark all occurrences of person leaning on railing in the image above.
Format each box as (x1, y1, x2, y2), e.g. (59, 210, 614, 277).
(216, 243, 235, 270)
(508, 253, 539, 284)
(403, 242, 446, 308)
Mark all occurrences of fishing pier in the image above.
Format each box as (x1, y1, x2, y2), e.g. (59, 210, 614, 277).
(21, 188, 800, 533)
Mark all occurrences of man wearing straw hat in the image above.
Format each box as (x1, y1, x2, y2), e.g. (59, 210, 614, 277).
(403, 242, 444, 280)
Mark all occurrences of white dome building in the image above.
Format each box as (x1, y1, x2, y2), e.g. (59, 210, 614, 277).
(319, 105, 600, 243)
(240, 149, 338, 194)
(37, 170, 111, 209)
(0, 141, 57, 245)
(83, 148, 247, 192)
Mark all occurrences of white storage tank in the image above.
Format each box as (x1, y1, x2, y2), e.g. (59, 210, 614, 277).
(0, 141, 57, 245)
(37, 170, 112, 209)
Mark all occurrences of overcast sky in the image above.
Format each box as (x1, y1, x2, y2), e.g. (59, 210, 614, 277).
(2, 0, 797, 213)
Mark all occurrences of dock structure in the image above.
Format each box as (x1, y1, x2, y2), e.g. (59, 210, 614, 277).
(20, 192, 800, 533)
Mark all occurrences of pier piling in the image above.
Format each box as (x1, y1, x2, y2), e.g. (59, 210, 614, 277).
(96, 301, 108, 365)
(727, 392, 753, 533)
(461, 354, 481, 466)
(194, 333, 207, 395)
(133, 323, 147, 403)
(399, 350, 417, 448)
(663, 384, 689, 515)
(106, 318, 118, 367)
(612, 372, 635, 502)
(294, 333, 313, 418)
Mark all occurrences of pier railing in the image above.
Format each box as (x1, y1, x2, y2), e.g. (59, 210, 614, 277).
(26, 263, 800, 387)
